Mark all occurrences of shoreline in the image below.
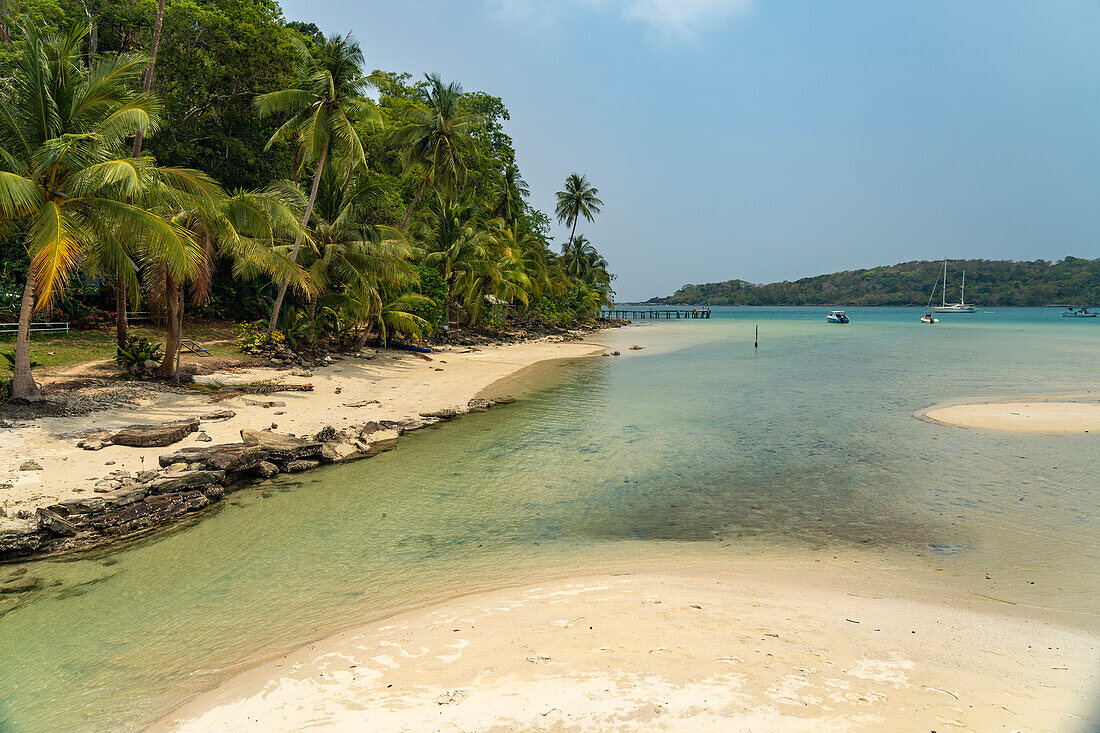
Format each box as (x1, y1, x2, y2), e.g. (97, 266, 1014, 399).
(153, 557, 1100, 732)
(918, 394, 1100, 434)
(0, 329, 620, 561)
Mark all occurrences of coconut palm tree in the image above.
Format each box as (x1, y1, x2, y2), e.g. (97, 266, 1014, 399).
(561, 234, 608, 283)
(491, 156, 529, 225)
(391, 74, 484, 228)
(273, 166, 419, 343)
(0, 24, 203, 401)
(256, 31, 380, 333)
(554, 172, 603, 250)
(414, 195, 495, 326)
(149, 185, 309, 377)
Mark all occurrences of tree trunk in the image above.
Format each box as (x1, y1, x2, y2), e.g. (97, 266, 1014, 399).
(156, 274, 181, 378)
(268, 142, 327, 334)
(115, 275, 129, 348)
(567, 217, 578, 251)
(399, 177, 428, 230)
(114, 0, 165, 344)
(10, 274, 43, 402)
(307, 295, 320, 343)
(130, 0, 166, 159)
(353, 328, 372, 349)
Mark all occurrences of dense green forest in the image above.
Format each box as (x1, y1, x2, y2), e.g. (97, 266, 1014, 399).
(655, 258, 1100, 307)
(0, 0, 613, 401)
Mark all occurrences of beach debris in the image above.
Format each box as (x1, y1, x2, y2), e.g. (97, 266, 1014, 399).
(526, 655, 551, 664)
(434, 690, 467, 705)
(198, 379, 314, 403)
(241, 399, 286, 408)
(434, 367, 444, 371)
(334, 387, 343, 394)
(199, 410, 236, 421)
(18, 460, 43, 471)
(344, 400, 380, 408)
(111, 419, 200, 448)
(925, 686, 960, 700)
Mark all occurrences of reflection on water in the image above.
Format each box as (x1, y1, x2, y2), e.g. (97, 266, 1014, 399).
(1, 307, 1098, 732)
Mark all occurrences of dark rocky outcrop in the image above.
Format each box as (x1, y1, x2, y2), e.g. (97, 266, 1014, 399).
(419, 407, 462, 420)
(239, 430, 322, 462)
(159, 444, 266, 473)
(110, 419, 200, 448)
(2, 396, 512, 561)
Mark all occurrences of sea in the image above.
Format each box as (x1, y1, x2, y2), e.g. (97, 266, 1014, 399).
(1, 306, 1098, 731)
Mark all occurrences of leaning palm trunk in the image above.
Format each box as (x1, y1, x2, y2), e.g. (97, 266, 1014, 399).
(268, 143, 327, 334)
(399, 177, 427, 230)
(157, 274, 182, 378)
(11, 275, 43, 402)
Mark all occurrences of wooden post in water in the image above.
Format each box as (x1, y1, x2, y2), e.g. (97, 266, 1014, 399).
(755, 325, 758, 349)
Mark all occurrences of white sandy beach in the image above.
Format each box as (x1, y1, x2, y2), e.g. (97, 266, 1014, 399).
(155, 562, 1099, 732)
(0, 337, 610, 519)
(923, 399, 1100, 434)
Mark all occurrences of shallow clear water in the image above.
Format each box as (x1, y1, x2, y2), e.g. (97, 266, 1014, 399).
(1, 307, 1098, 731)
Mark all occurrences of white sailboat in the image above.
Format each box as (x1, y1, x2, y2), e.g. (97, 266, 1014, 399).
(931, 259, 976, 313)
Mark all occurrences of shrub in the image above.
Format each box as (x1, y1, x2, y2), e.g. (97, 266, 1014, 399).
(116, 336, 163, 376)
(236, 321, 285, 353)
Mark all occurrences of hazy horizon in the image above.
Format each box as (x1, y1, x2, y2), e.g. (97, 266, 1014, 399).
(280, 1, 1100, 300)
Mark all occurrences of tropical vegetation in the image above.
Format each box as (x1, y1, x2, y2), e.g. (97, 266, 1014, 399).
(657, 258, 1100, 307)
(0, 0, 614, 402)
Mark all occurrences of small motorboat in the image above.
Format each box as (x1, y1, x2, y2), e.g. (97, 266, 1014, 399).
(826, 310, 849, 323)
(921, 313, 938, 324)
(1062, 307, 1097, 318)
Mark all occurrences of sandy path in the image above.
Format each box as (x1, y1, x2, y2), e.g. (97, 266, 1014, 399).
(922, 399, 1100, 434)
(0, 337, 609, 518)
(155, 566, 1099, 732)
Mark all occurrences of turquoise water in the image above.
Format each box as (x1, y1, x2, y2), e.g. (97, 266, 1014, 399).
(1, 306, 1098, 731)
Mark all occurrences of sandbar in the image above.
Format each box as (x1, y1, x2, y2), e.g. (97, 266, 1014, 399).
(922, 399, 1100, 434)
(155, 566, 1099, 732)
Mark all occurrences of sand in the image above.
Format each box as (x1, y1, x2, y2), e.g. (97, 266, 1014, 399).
(922, 399, 1100, 434)
(155, 562, 1099, 732)
(0, 337, 610, 519)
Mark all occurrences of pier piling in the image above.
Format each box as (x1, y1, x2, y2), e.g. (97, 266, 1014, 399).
(599, 308, 711, 320)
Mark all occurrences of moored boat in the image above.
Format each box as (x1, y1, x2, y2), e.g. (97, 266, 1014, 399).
(826, 310, 849, 323)
(921, 314, 938, 323)
(1062, 307, 1097, 318)
(931, 259, 976, 313)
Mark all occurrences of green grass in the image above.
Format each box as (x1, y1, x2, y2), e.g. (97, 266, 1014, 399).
(0, 320, 242, 373)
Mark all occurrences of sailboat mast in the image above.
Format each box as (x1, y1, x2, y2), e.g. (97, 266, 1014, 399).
(942, 259, 947, 308)
(961, 270, 965, 306)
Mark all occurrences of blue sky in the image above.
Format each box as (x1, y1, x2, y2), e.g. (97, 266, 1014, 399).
(279, 0, 1100, 300)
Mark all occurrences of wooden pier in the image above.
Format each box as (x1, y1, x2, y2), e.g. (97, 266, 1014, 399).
(600, 308, 711, 320)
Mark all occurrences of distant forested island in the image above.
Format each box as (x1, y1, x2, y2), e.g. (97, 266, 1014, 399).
(650, 258, 1100, 307)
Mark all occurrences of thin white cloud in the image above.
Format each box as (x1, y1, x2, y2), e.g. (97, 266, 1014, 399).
(621, 0, 753, 38)
(488, 0, 753, 40)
